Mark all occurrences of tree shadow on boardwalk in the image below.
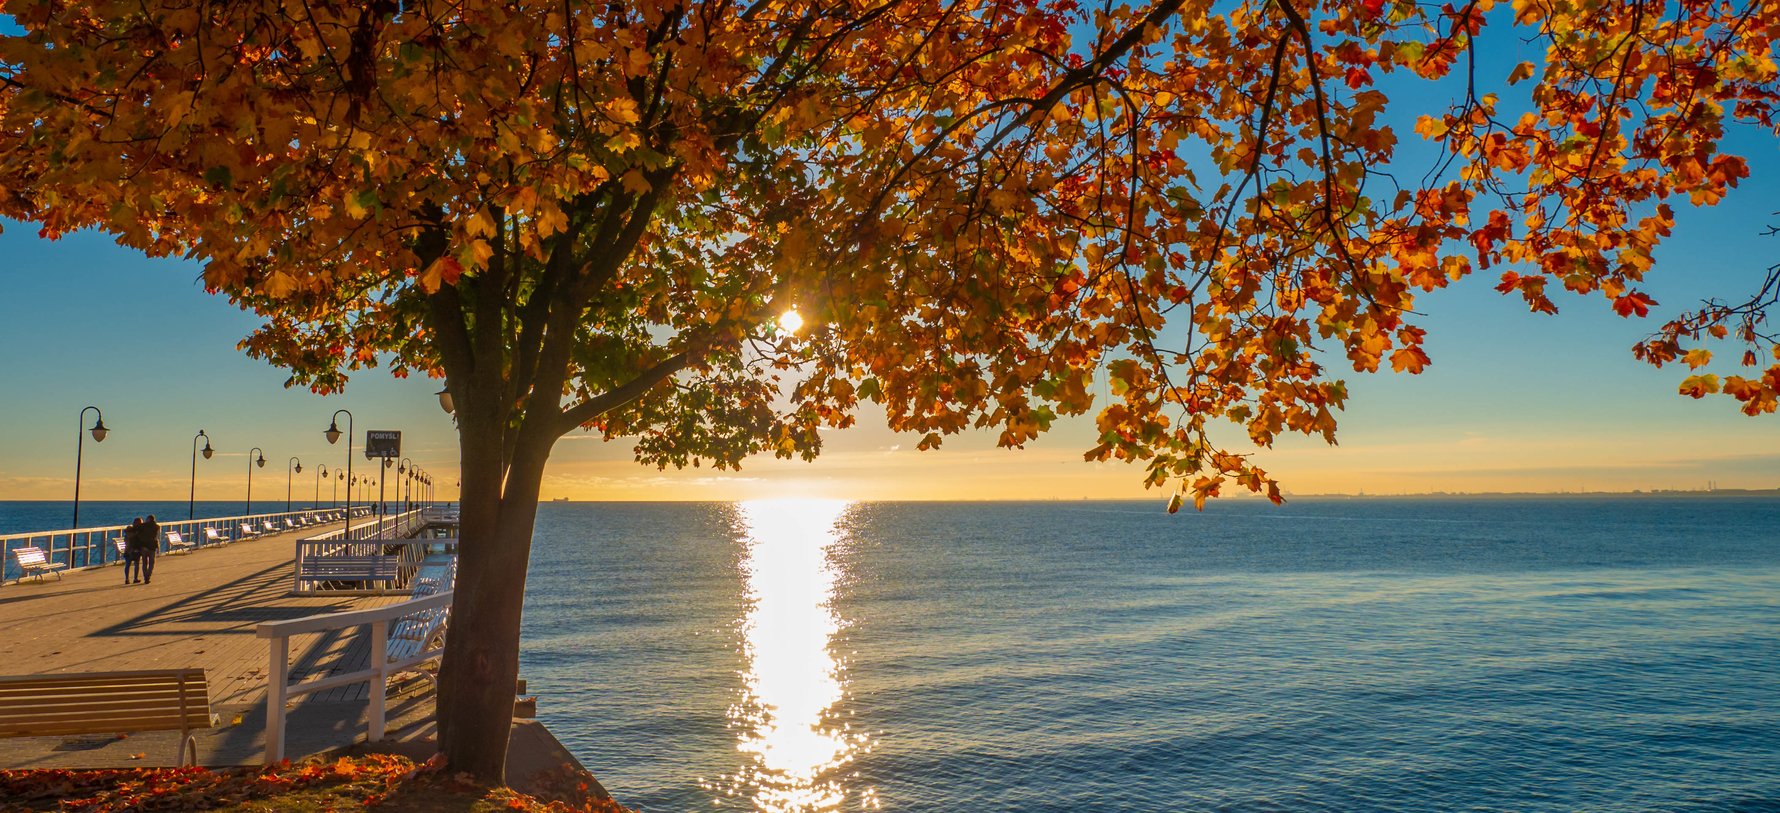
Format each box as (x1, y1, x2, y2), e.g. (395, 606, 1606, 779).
(87, 563, 366, 637)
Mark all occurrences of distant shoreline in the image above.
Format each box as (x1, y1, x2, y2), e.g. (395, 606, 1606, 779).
(4, 489, 1774, 506)
(519, 489, 1780, 503)
(1280, 488, 1780, 500)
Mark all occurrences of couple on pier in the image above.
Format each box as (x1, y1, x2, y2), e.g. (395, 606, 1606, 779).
(123, 515, 159, 585)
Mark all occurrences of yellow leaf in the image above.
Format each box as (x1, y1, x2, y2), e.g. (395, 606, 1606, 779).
(467, 208, 496, 238)
(266, 272, 298, 298)
(469, 239, 494, 266)
(621, 170, 652, 195)
(604, 98, 641, 126)
(1679, 374, 1720, 398)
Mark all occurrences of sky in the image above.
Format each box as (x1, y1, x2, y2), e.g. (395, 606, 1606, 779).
(2, 189, 1775, 505)
(1, 15, 1777, 506)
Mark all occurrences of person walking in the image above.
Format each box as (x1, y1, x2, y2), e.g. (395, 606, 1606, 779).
(139, 514, 161, 584)
(122, 517, 144, 584)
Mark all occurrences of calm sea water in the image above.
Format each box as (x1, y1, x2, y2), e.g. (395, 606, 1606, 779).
(0, 500, 341, 536)
(521, 498, 1780, 812)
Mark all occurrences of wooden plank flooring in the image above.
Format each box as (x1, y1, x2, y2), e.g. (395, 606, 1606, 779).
(0, 519, 423, 766)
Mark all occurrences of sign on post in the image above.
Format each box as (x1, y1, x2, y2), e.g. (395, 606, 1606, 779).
(364, 430, 402, 459)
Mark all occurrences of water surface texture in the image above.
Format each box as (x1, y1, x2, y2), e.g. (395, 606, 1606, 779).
(521, 498, 1780, 812)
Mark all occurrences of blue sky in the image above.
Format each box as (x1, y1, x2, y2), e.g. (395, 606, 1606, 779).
(2, 188, 1774, 504)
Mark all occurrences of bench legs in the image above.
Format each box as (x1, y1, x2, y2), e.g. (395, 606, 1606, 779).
(179, 728, 199, 766)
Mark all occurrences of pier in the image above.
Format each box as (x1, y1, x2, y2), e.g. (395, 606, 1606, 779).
(0, 508, 455, 768)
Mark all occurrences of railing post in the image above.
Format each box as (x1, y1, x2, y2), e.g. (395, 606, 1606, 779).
(368, 619, 388, 742)
(266, 635, 289, 763)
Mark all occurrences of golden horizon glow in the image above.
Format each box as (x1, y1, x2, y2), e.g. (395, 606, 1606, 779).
(725, 498, 869, 812)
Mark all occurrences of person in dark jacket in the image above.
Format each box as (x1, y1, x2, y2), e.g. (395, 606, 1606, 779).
(139, 514, 161, 583)
(123, 517, 143, 584)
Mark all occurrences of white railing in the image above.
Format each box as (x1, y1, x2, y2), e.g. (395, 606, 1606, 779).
(302, 507, 427, 543)
(289, 509, 429, 595)
(254, 590, 452, 763)
(0, 506, 374, 584)
(290, 537, 455, 596)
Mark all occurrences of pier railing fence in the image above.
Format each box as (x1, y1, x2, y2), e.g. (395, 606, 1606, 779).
(0, 506, 377, 584)
(255, 590, 453, 763)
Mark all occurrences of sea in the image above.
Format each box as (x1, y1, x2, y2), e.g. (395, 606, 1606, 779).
(0, 501, 335, 536)
(522, 498, 1780, 812)
(5, 497, 1778, 811)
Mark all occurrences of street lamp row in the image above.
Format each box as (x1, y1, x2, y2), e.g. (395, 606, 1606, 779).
(69, 403, 450, 529)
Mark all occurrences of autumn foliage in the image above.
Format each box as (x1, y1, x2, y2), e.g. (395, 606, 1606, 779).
(0, 754, 630, 812)
(4, 0, 1778, 779)
(2, 0, 1776, 511)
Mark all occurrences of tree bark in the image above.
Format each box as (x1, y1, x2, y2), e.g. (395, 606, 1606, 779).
(437, 404, 551, 783)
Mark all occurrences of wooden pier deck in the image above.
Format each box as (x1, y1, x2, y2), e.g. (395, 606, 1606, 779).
(0, 519, 434, 768)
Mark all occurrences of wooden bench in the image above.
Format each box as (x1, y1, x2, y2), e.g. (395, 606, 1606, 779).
(237, 523, 259, 540)
(297, 555, 401, 584)
(112, 537, 128, 561)
(11, 546, 66, 582)
(386, 605, 449, 667)
(166, 531, 196, 555)
(203, 527, 229, 546)
(0, 669, 216, 765)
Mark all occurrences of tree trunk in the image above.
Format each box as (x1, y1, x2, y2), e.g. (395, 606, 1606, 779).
(437, 409, 550, 783)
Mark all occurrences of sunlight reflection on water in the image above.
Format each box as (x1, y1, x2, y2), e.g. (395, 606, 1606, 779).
(721, 499, 872, 812)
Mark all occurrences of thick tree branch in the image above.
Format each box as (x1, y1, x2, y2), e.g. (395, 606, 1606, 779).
(555, 349, 697, 434)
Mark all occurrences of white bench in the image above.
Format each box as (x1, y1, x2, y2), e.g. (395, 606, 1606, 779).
(166, 531, 195, 555)
(111, 537, 128, 561)
(202, 527, 229, 546)
(386, 605, 449, 667)
(10, 547, 65, 582)
(260, 522, 279, 535)
(0, 669, 216, 765)
(297, 554, 401, 585)
(237, 523, 259, 540)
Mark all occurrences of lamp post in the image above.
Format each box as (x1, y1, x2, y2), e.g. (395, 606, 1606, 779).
(398, 458, 415, 512)
(286, 457, 303, 512)
(71, 405, 108, 529)
(246, 447, 266, 515)
(335, 470, 344, 508)
(324, 409, 353, 524)
(189, 430, 213, 520)
(316, 464, 327, 509)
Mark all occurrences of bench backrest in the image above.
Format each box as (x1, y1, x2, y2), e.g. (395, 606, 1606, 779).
(167, 531, 186, 545)
(205, 528, 224, 539)
(0, 669, 211, 739)
(12, 547, 48, 567)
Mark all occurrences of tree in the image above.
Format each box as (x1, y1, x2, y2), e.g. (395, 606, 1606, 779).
(3, 0, 1775, 782)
